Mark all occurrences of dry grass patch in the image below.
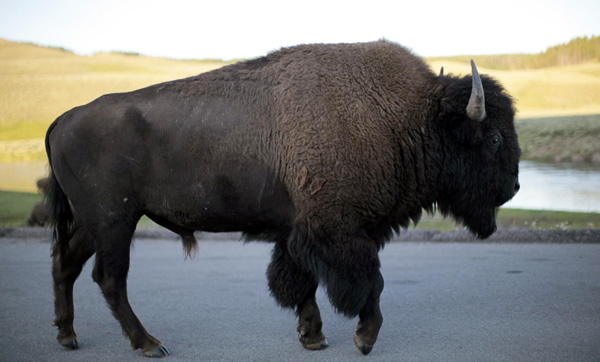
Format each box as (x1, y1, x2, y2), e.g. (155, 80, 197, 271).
(0, 39, 228, 139)
(426, 60, 600, 118)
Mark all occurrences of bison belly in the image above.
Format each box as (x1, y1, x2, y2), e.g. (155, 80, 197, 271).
(141, 158, 295, 234)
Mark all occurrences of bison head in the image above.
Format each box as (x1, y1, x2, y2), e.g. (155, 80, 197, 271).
(436, 61, 520, 238)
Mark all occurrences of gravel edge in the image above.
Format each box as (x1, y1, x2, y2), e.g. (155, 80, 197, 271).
(1, 227, 599, 243)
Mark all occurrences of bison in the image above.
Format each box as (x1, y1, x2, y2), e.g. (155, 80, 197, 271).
(27, 178, 51, 227)
(45, 40, 520, 357)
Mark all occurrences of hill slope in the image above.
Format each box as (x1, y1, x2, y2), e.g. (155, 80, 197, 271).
(0, 39, 228, 138)
(1, 37, 599, 147)
(427, 59, 600, 118)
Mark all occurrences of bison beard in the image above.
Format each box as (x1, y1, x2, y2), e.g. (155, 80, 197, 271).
(45, 40, 520, 357)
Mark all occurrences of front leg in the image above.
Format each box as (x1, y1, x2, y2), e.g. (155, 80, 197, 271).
(296, 290, 328, 350)
(354, 271, 384, 355)
(267, 241, 328, 350)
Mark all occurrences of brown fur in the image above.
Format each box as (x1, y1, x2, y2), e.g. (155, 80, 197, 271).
(45, 40, 519, 357)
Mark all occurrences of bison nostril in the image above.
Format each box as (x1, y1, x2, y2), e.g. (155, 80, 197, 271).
(514, 181, 520, 194)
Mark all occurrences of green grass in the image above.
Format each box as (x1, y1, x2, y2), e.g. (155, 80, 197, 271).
(0, 190, 42, 226)
(0, 190, 158, 228)
(495, 208, 600, 229)
(416, 208, 600, 231)
(1, 190, 597, 230)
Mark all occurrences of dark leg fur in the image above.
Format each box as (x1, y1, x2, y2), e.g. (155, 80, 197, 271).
(353, 271, 384, 355)
(52, 225, 95, 349)
(288, 229, 381, 316)
(90, 221, 169, 358)
(296, 291, 328, 350)
(267, 241, 328, 350)
(287, 227, 384, 354)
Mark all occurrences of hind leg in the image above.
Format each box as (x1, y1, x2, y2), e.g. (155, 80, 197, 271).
(53, 224, 95, 349)
(90, 220, 169, 358)
(267, 241, 328, 350)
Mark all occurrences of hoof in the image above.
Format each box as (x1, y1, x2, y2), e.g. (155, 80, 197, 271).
(58, 337, 78, 350)
(299, 329, 328, 350)
(353, 333, 373, 355)
(143, 345, 170, 358)
(301, 338, 329, 350)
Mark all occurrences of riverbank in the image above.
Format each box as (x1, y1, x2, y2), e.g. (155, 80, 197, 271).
(516, 114, 600, 163)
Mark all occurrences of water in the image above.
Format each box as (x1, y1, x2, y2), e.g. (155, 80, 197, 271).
(504, 161, 600, 212)
(1, 160, 599, 213)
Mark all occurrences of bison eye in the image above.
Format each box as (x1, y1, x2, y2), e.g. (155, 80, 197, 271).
(491, 137, 500, 146)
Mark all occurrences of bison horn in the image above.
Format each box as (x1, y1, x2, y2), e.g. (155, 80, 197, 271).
(466, 60, 486, 122)
(439, 67, 444, 77)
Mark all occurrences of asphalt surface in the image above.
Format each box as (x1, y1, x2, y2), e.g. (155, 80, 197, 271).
(1, 235, 599, 362)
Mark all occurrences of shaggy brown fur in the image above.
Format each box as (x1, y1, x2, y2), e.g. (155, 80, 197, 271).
(45, 40, 519, 357)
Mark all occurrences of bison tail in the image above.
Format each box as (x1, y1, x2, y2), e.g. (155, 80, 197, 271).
(45, 121, 74, 259)
(44, 172, 74, 258)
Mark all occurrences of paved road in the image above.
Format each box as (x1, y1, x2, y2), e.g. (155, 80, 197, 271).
(1, 236, 599, 362)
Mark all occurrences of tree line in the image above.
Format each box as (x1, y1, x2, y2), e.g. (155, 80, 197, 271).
(430, 35, 600, 70)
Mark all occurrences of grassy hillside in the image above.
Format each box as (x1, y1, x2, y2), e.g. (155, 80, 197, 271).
(427, 60, 600, 118)
(1, 37, 600, 163)
(0, 39, 228, 138)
